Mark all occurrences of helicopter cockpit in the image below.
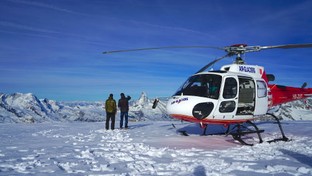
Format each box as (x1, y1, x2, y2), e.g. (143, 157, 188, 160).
(169, 64, 269, 121)
(174, 73, 222, 99)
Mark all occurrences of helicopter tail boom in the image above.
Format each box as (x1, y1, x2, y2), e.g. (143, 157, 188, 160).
(269, 84, 312, 106)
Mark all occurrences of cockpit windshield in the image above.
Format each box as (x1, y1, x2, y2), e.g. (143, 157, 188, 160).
(174, 74, 222, 99)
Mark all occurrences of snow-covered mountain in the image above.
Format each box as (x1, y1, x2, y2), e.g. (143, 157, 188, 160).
(0, 93, 60, 123)
(0, 92, 169, 123)
(0, 92, 311, 123)
(129, 92, 169, 120)
(270, 98, 312, 120)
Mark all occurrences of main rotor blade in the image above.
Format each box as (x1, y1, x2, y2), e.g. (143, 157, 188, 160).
(103, 46, 223, 54)
(195, 54, 231, 73)
(259, 43, 312, 50)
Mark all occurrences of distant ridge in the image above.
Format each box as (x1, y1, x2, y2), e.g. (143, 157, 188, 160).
(0, 92, 169, 123)
(0, 92, 310, 123)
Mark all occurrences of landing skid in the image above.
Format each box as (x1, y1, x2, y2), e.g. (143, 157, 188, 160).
(178, 130, 189, 136)
(226, 121, 264, 146)
(175, 114, 290, 146)
(227, 114, 290, 146)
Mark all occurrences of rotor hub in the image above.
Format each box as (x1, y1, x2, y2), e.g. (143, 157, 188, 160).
(225, 44, 248, 55)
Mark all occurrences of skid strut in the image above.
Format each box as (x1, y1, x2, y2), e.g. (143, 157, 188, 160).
(228, 120, 264, 146)
(266, 113, 289, 143)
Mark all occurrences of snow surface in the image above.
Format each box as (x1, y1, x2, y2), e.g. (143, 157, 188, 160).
(0, 120, 312, 175)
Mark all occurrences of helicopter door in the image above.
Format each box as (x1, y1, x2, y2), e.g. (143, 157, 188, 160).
(215, 76, 238, 118)
(254, 80, 269, 115)
(236, 77, 255, 115)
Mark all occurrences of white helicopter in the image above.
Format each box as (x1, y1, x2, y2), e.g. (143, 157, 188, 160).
(103, 43, 312, 145)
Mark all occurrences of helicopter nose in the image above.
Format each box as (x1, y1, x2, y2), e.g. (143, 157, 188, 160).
(192, 102, 214, 120)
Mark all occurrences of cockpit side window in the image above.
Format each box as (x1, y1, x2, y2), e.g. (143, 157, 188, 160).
(257, 80, 267, 98)
(223, 77, 237, 99)
(174, 74, 222, 99)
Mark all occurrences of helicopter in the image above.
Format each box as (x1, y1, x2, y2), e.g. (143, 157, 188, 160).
(103, 43, 312, 145)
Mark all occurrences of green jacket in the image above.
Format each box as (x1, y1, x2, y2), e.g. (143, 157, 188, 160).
(105, 97, 117, 113)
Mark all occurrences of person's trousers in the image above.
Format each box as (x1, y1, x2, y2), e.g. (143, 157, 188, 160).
(106, 112, 115, 130)
(120, 112, 128, 128)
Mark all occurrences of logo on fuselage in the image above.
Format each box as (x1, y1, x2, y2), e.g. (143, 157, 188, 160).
(171, 97, 188, 105)
(239, 66, 256, 73)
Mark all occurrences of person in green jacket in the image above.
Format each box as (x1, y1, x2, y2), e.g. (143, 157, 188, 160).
(105, 94, 117, 130)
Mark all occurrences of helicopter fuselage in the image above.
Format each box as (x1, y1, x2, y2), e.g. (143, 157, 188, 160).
(166, 64, 269, 125)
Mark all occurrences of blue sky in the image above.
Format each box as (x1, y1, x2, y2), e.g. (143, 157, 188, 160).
(0, 0, 312, 101)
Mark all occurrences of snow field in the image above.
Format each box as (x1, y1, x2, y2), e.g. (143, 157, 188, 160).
(0, 121, 311, 175)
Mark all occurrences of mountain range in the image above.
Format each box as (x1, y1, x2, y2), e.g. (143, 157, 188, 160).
(0, 92, 311, 123)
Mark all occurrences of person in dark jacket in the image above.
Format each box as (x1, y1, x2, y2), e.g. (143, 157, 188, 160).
(118, 93, 131, 129)
(105, 94, 117, 130)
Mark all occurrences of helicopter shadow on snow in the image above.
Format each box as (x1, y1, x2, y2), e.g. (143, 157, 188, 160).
(172, 122, 229, 136)
(169, 122, 244, 146)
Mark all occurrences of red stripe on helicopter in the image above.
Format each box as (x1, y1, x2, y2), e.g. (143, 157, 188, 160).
(170, 114, 255, 125)
(261, 70, 269, 83)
